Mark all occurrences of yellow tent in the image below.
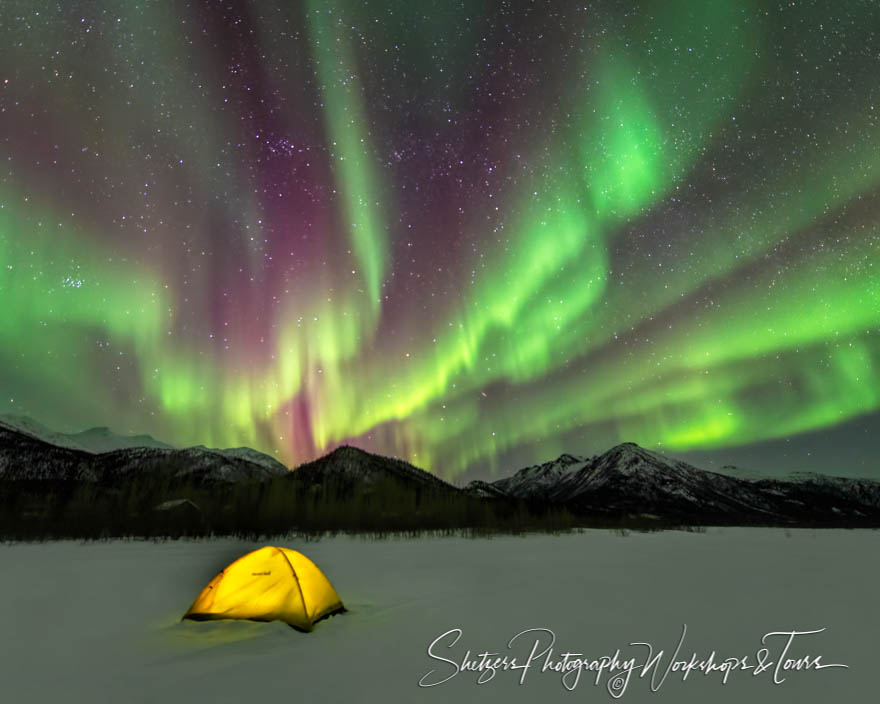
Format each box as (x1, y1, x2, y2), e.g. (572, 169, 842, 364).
(183, 546, 345, 632)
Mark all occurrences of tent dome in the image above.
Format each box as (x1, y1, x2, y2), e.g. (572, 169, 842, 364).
(183, 546, 345, 632)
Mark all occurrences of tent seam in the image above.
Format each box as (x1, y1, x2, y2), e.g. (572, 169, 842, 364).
(276, 547, 309, 624)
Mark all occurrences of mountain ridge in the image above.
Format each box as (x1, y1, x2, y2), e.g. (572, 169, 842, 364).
(0, 414, 287, 476)
(471, 442, 880, 524)
(292, 445, 458, 493)
(0, 414, 173, 452)
(1, 416, 878, 526)
(0, 423, 287, 484)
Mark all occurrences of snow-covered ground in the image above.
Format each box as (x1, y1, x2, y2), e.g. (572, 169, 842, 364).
(1, 528, 875, 703)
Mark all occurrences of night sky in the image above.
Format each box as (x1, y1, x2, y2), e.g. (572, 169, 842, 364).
(1, 0, 878, 480)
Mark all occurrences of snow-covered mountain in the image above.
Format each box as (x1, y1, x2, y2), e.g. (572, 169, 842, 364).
(67, 426, 172, 452)
(0, 415, 287, 476)
(471, 442, 880, 525)
(492, 453, 593, 500)
(190, 445, 289, 475)
(0, 414, 172, 452)
(0, 423, 446, 491)
(0, 424, 287, 484)
(2, 414, 878, 526)
(707, 464, 768, 482)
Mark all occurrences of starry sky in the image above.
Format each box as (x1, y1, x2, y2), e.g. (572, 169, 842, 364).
(1, 0, 878, 480)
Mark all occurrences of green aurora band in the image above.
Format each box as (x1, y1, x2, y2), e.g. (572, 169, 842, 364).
(0, 0, 878, 477)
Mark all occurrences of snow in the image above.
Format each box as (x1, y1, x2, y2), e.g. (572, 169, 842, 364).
(495, 455, 590, 498)
(0, 414, 91, 452)
(0, 414, 172, 453)
(210, 446, 288, 473)
(0, 528, 875, 703)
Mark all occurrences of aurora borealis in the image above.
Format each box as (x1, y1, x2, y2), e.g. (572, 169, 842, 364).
(1, 0, 878, 479)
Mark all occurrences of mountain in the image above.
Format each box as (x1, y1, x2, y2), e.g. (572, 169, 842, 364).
(0, 422, 448, 492)
(463, 480, 509, 499)
(191, 445, 289, 475)
(492, 452, 594, 500)
(0, 424, 287, 484)
(0, 414, 171, 452)
(0, 415, 91, 452)
(291, 445, 458, 493)
(472, 442, 880, 525)
(2, 414, 878, 527)
(709, 464, 768, 482)
(0, 415, 287, 475)
(68, 426, 172, 452)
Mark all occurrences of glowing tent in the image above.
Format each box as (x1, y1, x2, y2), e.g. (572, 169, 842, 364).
(183, 546, 345, 632)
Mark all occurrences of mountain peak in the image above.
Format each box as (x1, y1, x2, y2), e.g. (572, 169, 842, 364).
(606, 442, 647, 453)
(293, 444, 456, 492)
(591, 442, 688, 478)
(328, 444, 368, 457)
(601, 442, 672, 462)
